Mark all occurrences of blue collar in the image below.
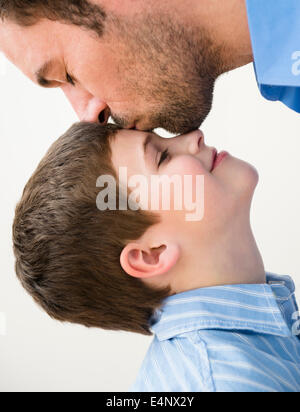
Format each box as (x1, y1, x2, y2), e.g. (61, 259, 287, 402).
(150, 273, 296, 341)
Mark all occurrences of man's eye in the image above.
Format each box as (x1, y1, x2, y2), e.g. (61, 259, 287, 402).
(158, 149, 170, 167)
(66, 73, 75, 86)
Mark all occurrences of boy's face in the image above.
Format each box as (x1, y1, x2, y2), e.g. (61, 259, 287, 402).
(111, 130, 258, 274)
(111, 129, 259, 243)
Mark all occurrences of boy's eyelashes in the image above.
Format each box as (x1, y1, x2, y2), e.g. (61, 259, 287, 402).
(66, 72, 76, 86)
(158, 149, 170, 167)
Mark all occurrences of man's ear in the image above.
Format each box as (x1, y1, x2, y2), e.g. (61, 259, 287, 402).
(120, 242, 180, 279)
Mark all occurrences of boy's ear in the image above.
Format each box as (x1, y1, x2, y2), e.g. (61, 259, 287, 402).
(120, 242, 180, 279)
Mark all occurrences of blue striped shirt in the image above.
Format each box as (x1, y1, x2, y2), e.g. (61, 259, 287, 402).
(130, 273, 300, 392)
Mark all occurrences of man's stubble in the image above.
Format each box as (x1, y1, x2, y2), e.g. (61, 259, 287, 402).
(106, 13, 228, 134)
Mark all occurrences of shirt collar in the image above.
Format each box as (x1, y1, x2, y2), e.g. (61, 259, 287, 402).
(150, 273, 295, 341)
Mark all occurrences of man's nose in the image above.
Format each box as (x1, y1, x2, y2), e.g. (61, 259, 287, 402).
(62, 86, 111, 124)
(81, 97, 111, 124)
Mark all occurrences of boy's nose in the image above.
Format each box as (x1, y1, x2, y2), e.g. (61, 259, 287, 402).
(185, 129, 205, 155)
(169, 129, 205, 156)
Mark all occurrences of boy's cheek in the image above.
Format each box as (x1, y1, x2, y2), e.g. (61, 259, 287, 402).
(164, 156, 207, 177)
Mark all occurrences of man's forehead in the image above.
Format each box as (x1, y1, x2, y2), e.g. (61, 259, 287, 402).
(0, 19, 61, 80)
(0, 20, 22, 61)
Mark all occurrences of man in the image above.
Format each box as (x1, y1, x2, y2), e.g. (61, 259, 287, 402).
(0, 0, 299, 134)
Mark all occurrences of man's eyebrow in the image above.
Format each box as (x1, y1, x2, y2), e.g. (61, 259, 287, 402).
(35, 59, 56, 87)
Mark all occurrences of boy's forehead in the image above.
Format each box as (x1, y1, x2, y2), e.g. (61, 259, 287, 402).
(114, 128, 155, 143)
(110, 128, 155, 172)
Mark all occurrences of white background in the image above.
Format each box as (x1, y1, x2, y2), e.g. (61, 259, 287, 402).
(0, 53, 300, 392)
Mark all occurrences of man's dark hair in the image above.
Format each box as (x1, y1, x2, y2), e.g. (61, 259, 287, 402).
(0, 0, 106, 36)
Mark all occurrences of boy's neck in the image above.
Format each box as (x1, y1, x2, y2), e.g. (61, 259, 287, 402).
(171, 215, 266, 294)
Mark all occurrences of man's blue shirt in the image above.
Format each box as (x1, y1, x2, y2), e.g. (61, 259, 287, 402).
(246, 0, 300, 113)
(129, 273, 300, 392)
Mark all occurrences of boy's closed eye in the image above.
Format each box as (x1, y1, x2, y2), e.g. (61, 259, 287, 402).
(158, 149, 170, 167)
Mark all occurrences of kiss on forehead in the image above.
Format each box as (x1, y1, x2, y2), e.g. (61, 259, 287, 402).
(2, 0, 300, 394)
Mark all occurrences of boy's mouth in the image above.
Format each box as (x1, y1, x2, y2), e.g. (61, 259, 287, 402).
(211, 149, 229, 171)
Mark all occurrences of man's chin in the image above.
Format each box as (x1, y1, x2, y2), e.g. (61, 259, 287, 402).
(158, 119, 204, 136)
(111, 112, 205, 135)
(151, 107, 212, 135)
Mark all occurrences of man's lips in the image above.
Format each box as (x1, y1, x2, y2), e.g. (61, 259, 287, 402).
(211, 149, 229, 171)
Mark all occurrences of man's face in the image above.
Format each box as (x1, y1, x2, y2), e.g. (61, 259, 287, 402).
(0, 7, 223, 134)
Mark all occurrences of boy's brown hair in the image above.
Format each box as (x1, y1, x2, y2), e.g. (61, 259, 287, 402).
(12, 122, 171, 335)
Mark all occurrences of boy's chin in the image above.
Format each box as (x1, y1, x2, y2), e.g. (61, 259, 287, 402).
(218, 159, 259, 212)
(234, 162, 259, 204)
(226, 157, 259, 192)
(243, 162, 259, 190)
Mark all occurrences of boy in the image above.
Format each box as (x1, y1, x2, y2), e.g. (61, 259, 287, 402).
(13, 122, 300, 392)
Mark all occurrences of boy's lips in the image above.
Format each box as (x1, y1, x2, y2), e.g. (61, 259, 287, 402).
(211, 149, 229, 171)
